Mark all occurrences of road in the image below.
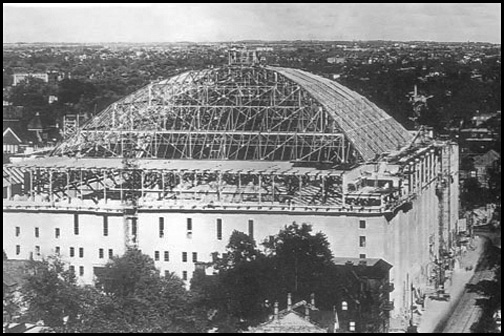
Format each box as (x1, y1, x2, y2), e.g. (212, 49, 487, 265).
(436, 229, 500, 334)
(438, 267, 495, 333)
(416, 237, 484, 333)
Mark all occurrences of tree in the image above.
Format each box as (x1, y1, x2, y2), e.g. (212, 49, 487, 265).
(21, 256, 83, 329)
(263, 222, 334, 303)
(90, 247, 203, 333)
(192, 224, 340, 331)
(461, 177, 492, 210)
(9, 77, 49, 107)
(57, 78, 97, 107)
(191, 231, 272, 332)
(217, 230, 261, 270)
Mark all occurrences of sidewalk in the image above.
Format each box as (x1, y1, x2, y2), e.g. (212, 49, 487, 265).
(416, 237, 484, 333)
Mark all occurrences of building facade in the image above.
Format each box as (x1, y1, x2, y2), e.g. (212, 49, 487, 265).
(3, 62, 459, 320)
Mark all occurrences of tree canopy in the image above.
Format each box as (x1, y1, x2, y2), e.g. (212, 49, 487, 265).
(21, 257, 82, 329)
(191, 222, 343, 332)
(21, 249, 205, 333)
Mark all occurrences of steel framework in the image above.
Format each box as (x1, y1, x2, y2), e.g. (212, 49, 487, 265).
(52, 66, 362, 164)
(11, 159, 345, 209)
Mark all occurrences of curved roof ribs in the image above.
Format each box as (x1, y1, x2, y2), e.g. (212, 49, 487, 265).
(52, 66, 411, 163)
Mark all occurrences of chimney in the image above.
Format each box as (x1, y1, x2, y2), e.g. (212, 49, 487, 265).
(274, 301, 279, 320)
(287, 293, 292, 311)
(310, 293, 316, 308)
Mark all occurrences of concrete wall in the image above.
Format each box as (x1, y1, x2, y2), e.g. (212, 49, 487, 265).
(136, 211, 386, 282)
(3, 211, 125, 284)
(3, 209, 387, 284)
(2, 203, 432, 316)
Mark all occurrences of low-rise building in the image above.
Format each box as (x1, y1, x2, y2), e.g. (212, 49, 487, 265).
(473, 150, 500, 188)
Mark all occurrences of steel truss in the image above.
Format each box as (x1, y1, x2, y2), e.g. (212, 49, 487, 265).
(15, 166, 344, 208)
(52, 66, 358, 164)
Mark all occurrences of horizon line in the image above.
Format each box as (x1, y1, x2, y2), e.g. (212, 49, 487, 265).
(4, 39, 502, 45)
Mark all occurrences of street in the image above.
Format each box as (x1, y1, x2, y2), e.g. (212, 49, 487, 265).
(437, 267, 495, 333)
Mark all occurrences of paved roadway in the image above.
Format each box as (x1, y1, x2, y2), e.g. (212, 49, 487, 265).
(439, 268, 495, 333)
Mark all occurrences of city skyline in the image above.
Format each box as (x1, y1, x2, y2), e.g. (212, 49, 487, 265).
(3, 3, 502, 44)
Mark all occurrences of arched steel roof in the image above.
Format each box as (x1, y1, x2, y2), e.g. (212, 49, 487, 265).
(54, 66, 412, 162)
(270, 66, 412, 161)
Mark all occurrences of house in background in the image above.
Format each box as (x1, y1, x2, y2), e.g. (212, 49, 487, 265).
(244, 294, 328, 333)
(332, 258, 393, 333)
(3, 105, 26, 154)
(3, 105, 59, 156)
(3, 127, 23, 154)
(473, 149, 500, 188)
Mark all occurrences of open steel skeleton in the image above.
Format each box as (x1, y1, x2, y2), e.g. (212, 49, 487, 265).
(5, 61, 418, 211)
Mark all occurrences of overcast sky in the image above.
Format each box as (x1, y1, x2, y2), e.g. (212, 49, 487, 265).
(3, 3, 501, 44)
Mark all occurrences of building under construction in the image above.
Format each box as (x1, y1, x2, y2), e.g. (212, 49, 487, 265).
(3, 50, 459, 323)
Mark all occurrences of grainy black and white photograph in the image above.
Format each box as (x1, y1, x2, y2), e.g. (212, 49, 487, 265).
(2, 3, 501, 333)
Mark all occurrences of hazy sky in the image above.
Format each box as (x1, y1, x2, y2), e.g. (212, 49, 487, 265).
(3, 3, 501, 44)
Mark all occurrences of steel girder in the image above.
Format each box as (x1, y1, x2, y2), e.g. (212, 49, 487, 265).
(14, 165, 344, 207)
(52, 66, 359, 164)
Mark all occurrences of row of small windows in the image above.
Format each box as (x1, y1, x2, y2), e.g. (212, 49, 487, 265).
(16, 216, 258, 241)
(15, 216, 111, 239)
(157, 217, 254, 240)
(69, 247, 85, 258)
(152, 251, 198, 263)
(15, 214, 260, 239)
(98, 248, 114, 259)
(69, 265, 85, 277)
(16, 246, 114, 260)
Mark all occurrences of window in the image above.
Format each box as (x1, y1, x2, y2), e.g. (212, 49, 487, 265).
(359, 254, 366, 259)
(192, 252, 198, 263)
(15, 226, 20, 237)
(359, 220, 366, 229)
(349, 321, 356, 332)
(131, 217, 137, 242)
(69, 265, 75, 274)
(74, 214, 79, 235)
(35, 227, 39, 238)
(35, 246, 40, 256)
(359, 236, 366, 248)
(55, 246, 60, 255)
(164, 251, 169, 262)
(99, 248, 104, 259)
(103, 216, 108, 236)
(16, 245, 20, 255)
(108, 249, 113, 259)
(248, 219, 254, 238)
(154, 251, 160, 261)
(159, 217, 164, 238)
(216, 218, 222, 240)
(55, 228, 60, 238)
(182, 271, 188, 281)
(165, 270, 170, 278)
(79, 266, 84, 276)
(342, 301, 348, 311)
(182, 252, 188, 262)
(78, 248, 84, 258)
(70, 247, 75, 257)
(187, 218, 192, 232)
